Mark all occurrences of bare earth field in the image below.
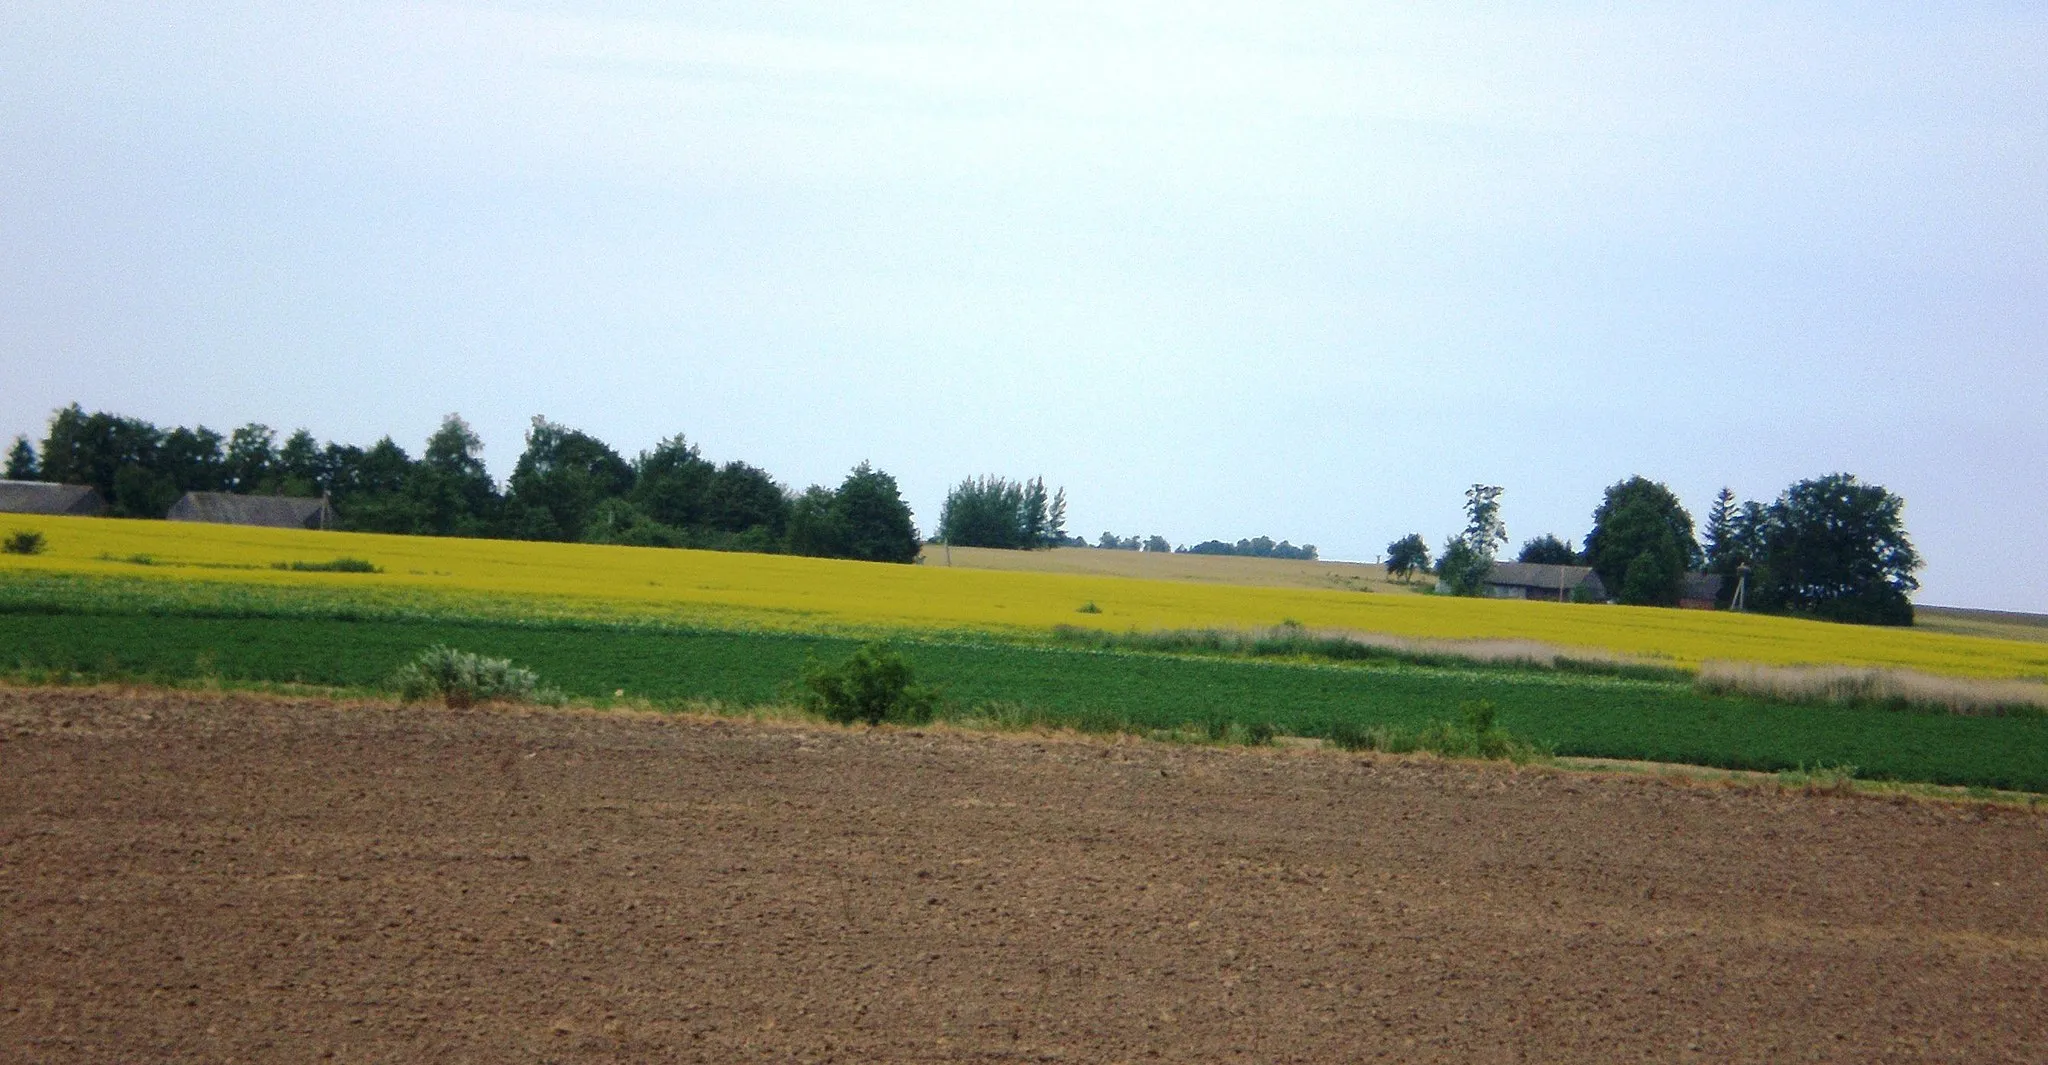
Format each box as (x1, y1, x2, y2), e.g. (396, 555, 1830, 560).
(918, 544, 1417, 595)
(3, 688, 2044, 1063)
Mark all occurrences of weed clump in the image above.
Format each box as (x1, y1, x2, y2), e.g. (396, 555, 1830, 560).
(273, 557, 380, 573)
(800, 642, 939, 726)
(3, 530, 46, 555)
(1322, 701, 1549, 764)
(394, 645, 561, 709)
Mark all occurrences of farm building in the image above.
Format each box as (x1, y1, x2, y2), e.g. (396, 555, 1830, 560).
(0, 480, 106, 516)
(1480, 562, 1606, 603)
(168, 492, 330, 530)
(1679, 572, 1724, 610)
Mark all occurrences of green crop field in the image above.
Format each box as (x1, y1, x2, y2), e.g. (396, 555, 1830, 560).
(5, 608, 2045, 792)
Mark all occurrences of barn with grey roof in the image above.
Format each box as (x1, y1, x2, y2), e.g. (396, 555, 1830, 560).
(167, 492, 330, 530)
(0, 480, 106, 516)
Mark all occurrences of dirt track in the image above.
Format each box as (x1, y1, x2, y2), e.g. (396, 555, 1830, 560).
(3, 688, 2044, 1063)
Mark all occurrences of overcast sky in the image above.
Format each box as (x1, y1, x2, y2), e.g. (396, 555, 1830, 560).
(4, 2, 2044, 611)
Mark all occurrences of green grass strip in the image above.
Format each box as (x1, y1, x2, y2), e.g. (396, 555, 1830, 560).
(4, 611, 2044, 792)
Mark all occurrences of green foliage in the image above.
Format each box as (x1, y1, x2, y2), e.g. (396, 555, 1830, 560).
(5, 436, 36, 480)
(3, 529, 46, 555)
(1384, 533, 1430, 582)
(835, 463, 921, 563)
(939, 475, 1065, 549)
(789, 464, 918, 564)
(393, 644, 559, 708)
(630, 434, 717, 529)
(1585, 476, 1699, 607)
(1434, 539, 1491, 596)
(1748, 474, 1920, 626)
(1516, 534, 1577, 565)
(1183, 536, 1317, 560)
(1460, 484, 1508, 555)
(223, 424, 279, 494)
(1412, 700, 1549, 763)
(1076, 601, 1102, 614)
(799, 642, 939, 726)
(505, 417, 635, 542)
(270, 558, 380, 573)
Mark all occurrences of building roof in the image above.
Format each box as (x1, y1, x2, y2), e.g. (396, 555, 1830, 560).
(1486, 562, 1604, 592)
(168, 492, 328, 529)
(0, 480, 105, 515)
(1681, 572, 1724, 601)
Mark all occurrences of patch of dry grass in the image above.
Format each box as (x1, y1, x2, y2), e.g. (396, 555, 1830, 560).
(1698, 660, 2048, 716)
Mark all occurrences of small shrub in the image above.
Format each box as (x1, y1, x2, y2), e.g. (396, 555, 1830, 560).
(393, 645, 560, 709)
(1777, 762, 1858, 796)
(2, 530, 45, 555)
(273, 557, 381, 573)
(1076, 601, 1102, 614)
(800, 642, 939, 726)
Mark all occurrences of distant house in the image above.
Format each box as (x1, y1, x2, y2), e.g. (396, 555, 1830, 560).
(1679, 572, 1724, 610)
(0, 480, 106, 516)
(167, 492, 329, 530)
(1481, 562, 1607, 603)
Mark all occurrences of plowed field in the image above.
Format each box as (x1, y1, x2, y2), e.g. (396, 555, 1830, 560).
(3, 687, 2044, 1063)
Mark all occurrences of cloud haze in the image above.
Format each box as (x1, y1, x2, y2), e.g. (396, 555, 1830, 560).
(4, 2, 2044, 609)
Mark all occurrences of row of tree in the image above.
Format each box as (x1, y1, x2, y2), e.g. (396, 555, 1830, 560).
(936, 476, 1071, 549)
(1382, 474, 1921, 625)
(1182, 537, 1319, 560)
(933, 476, 1321, 560)
(7, 406, 922, 564)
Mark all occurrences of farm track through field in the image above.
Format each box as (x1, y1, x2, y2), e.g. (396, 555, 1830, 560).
(2, 687, 2045, 1063)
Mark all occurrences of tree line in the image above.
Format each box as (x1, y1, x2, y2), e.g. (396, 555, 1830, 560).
(1383, 473, 1921, 625)
(6, 405, 921, 563)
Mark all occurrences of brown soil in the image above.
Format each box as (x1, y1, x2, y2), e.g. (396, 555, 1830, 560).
(3, 687, 2044, 1063)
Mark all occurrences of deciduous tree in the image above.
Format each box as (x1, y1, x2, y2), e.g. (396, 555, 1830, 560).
(1385, 533, 1430, 582)
(1584, 476, 1699, 606)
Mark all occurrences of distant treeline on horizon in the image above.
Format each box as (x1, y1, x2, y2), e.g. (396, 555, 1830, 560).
(5, 405, 923, 564)
(6, 406, 1330, 567)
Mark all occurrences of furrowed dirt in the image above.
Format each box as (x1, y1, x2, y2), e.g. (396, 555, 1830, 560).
(2, 688, 2043, 1063)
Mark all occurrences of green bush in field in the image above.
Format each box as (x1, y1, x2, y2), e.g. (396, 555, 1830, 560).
(272, 557, 380, 573)
(800, 642, 938, 726)
(3, 530, 46, 555)
(1325, 701, 1548, 764)
(394, 645, 560, 708)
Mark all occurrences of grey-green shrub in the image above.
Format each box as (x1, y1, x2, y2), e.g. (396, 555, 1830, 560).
(3, 530, 45, 555)
(394, 645, 560, 708)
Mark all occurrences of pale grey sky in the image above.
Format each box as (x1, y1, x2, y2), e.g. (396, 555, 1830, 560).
(4, 2, 2044, 610)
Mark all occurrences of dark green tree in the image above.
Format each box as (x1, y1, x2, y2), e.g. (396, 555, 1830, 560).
(5, 436, 38, 480)
(276, 429, 324, 496)
(504, 417, 634, 541)
(39, 405, 162, 503)
(835, 462, 920, 563)
(333, 437, 426, 533)
(785, 485, 849, 557)
(1749, 473, 1920, 625)
(630, 434, 717, 529)
(1435, 484, 1508, 596)
(701, 461, 790, 538)
(939, 475, 1028, 548)
(1584, 476, 1699, 606)
(1436, 538, 1491, 596)
(413, 414, 499, 534)
(1516, 534, 1577, 565)
(223, 423, 279, 494)
(158, 426, 226, 493)
(1385, 533, 1430, 581)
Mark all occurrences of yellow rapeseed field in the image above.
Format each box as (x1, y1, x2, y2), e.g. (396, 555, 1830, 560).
(5, 514, 2047, 679)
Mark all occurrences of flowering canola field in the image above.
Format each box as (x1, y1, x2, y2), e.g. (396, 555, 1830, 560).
(5, 514, 2046, 680)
